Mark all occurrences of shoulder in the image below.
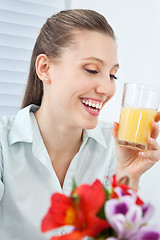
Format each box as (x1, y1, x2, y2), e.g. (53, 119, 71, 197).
(0, 115, 16, 147)
(0, 104, 38, 144)
(0, 115, 15, 132)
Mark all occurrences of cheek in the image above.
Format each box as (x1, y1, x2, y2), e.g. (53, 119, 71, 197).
(103, 82, 116, 105)
(72, 78, 93, 95)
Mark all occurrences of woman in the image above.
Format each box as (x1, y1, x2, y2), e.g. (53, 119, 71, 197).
(0, 9, 160, 240)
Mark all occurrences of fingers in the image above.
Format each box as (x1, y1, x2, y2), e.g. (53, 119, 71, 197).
(139, 138, 160, 162)
(150, 111, 160, 139)
(139, 148, 160, 163)
(112, 122, 119, 139)
(150, 122, 159, 139)
(147, 137, 159, 150)
(154, 111, 160, 122)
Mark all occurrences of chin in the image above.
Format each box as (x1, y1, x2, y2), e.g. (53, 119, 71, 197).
(82, 119, 98, 130)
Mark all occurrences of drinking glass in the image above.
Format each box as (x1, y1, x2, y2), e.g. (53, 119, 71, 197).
(117, 82, 160, 150)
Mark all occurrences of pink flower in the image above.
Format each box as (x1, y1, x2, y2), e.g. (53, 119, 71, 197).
(130, 225, 160, 240)
(104, 194, 154, 239)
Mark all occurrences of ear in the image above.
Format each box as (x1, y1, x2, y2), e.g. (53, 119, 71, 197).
(35, 54, 51, 84)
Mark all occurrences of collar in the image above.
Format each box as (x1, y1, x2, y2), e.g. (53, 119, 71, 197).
(8, 104, 107, 149)
(84, 125, 107, 149)
(8, 104, 39, 145)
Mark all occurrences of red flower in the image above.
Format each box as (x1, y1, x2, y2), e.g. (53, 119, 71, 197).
(41, 180, 109, 240)
(111, 175, 144, 206)
(112, 175, 130, 194)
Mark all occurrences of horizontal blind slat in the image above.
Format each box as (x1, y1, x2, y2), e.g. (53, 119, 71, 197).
(0, 70, 27, 84)
(0, 46, 32, 61)
(0, 94, 23, 107)
(18, 0, 65, 8)
(0, 106, 20, 116)
(0, 0, 63, 17)
(0, 82, 25, 95)
(0, 9, 46, 28)
(0, 34, 35, 50)
(0, 22, 39, 38)
(0, 58, 30, 72)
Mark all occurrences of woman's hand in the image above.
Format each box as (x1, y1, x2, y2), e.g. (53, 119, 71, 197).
(113, 111, 160, 190)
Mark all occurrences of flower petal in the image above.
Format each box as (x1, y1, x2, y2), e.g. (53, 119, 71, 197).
(41, 193, 73, 232)
(141, 203, 154, 224)
(106, 214, 125, 239)
(105, 196, 134, 219)
(113, 186, 126, 197)
(50, 231, 83, 240)
(82, 216, 109, 237)
(130, 225, 160, 240)
(50, 193, 73, 213)
(75, 179, 106, 215)
(121, 205, 142, 239)
(126, 204, 142, 225)
(106, 238, 117, 240)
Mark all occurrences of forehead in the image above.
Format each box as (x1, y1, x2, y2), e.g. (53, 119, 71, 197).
(60, 30, 118, 66)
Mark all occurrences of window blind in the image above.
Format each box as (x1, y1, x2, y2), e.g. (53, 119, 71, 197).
(0, 0, 65, 116)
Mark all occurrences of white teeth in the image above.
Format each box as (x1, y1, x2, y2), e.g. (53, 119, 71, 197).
(88, 107, 98, 112)
(81, 99, 102, 109)
(96, 103, 99, 109)
(89, 101, 92, 106)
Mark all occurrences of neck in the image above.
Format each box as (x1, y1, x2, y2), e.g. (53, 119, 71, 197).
(34, 105, 83, 159)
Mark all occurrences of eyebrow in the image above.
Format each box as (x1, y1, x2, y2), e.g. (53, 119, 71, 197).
(80, 57, 120, 69)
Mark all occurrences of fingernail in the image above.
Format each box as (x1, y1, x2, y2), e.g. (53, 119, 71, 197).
(149, 137, 154, 142)
(152, 122, 158, 128)
(139, 152, 144, 157)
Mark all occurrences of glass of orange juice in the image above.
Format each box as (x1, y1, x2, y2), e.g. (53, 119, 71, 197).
(117, 82, 160, 150)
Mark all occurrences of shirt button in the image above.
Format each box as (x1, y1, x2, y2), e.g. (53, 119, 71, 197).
(61, 229, 67, 235)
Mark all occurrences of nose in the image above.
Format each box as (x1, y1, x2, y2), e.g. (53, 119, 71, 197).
(95, 76, 115, 97)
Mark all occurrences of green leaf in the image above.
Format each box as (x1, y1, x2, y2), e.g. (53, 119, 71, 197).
(103, 186, 110, 200)
(72, 178, 77, 192)
(97, 187, 110, 219)
(97, 204, 106, 219)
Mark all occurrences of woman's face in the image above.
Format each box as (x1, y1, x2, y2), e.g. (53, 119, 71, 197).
(46, 31, 119, 129)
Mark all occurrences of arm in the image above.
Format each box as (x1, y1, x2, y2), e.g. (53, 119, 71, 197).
(113, 112, 160, 190)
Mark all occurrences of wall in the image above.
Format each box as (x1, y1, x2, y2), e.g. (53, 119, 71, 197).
(69, 0, 160, 224)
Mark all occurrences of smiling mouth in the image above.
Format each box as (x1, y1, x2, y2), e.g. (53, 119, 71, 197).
(80, 98, 103, 114)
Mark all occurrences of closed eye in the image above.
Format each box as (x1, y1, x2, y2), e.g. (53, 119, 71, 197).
(85, 69, 99, 74)
(110, 74, 118, 80)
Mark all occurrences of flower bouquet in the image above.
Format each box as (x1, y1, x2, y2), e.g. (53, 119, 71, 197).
(41, 175, 160, 240)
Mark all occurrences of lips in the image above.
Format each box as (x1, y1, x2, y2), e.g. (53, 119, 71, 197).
(80, 98, 104, 116)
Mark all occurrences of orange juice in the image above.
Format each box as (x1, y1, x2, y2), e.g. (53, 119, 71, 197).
(117, 107, 157, 149)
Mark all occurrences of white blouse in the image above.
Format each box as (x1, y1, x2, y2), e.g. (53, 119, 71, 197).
(0, 104, 116, 240)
